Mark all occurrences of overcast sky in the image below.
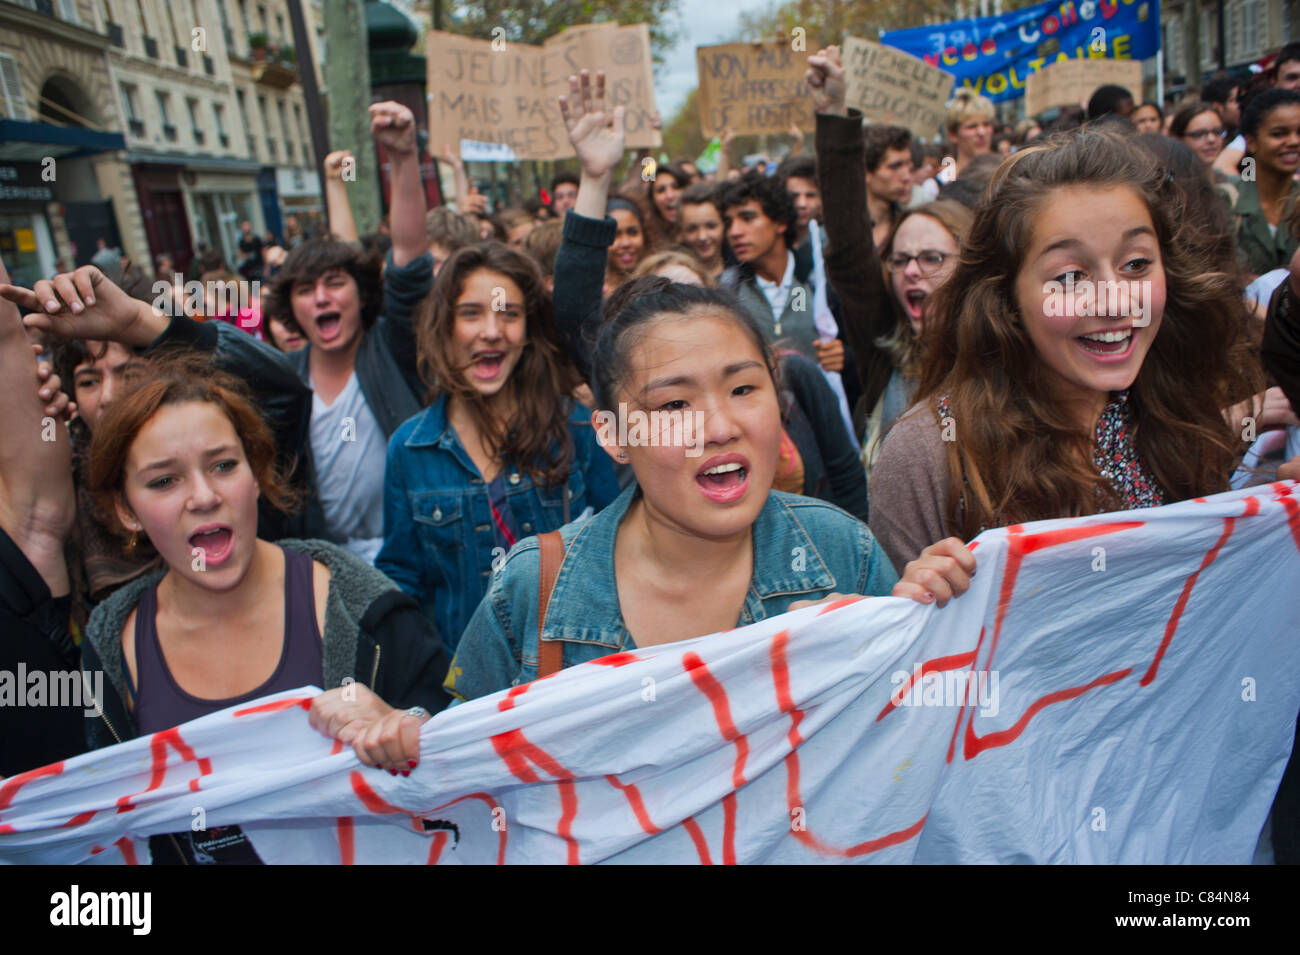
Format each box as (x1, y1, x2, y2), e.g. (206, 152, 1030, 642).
(654, 0, 775, 122)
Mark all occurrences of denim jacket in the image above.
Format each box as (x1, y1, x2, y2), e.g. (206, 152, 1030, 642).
(444, 483, 898, 701)
(375, 395, 620, 652)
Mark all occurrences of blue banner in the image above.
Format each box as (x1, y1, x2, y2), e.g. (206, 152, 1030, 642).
(880, 0, 1160, 104)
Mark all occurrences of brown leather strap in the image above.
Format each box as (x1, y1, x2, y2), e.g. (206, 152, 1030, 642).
(536, 531, 564, 678)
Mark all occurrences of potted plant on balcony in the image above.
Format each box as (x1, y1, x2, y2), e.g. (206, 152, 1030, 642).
(248, 31, 269, 62)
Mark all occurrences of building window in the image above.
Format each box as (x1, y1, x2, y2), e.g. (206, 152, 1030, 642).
(187, 97, 205, 144)
(120, 81, 143, 135)
(214, 102, 229, 148)
(157, 90, 177, 141)
(277, 99, 290, 155)
(275, 12, 285, 44)
(57, 0, 80, 24)
(1242, 0, 1262, 60)
(0, 54, 30, 122)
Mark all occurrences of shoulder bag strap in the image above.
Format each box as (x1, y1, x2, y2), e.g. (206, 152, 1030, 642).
(535, 530, 565, 678)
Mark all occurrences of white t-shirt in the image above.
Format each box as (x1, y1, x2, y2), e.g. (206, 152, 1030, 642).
(310, 371, 387, 563)
(754, 251, 796, 320)
(1227, 134, 1246, 153)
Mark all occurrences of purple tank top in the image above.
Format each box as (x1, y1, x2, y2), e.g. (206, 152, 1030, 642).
(134, 547, 324, 735)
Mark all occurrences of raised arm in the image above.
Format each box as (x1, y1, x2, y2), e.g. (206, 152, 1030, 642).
(371, 101, 427, 268)
(807, 46, 895, 417)
(0, 257, 76, 599)
(552, 69, 625, 382)
(323, 150, 359, 243)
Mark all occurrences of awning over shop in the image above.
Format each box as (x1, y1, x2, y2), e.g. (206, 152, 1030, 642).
(0, 119, 127, 162)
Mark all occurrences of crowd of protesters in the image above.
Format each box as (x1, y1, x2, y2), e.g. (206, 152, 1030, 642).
(3, 39, 1300, 865)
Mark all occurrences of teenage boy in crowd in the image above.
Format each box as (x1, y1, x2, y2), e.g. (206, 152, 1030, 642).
(717, 173, 850, 387)
(934, 88, 995, 186)
(776, 155, 823, 249)
(550, 171, 581, 217)
(864, 125, 914, 250)
(26, 102, 431, 566)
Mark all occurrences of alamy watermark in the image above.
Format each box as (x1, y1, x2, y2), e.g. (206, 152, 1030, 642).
(152, 274, 259, 326)
(889, 665, 1000, 717)
(1042, 276, 1152, 328)
(0, 665, 104, 717)
(594, 403, 706, 458)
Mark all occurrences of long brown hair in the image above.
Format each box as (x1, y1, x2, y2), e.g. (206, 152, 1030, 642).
(415, 242, 580, 488)
(87, 355, 299, 540)
(915, 126, 1260, 538)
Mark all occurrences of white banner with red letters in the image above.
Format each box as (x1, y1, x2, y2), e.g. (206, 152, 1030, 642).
(2, 482, 1299, 864)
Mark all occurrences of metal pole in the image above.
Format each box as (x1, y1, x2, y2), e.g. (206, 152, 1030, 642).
(287, 0, 329, 191)
(1217, 0, 1226, 72)
(1157, 48, 1165, 110)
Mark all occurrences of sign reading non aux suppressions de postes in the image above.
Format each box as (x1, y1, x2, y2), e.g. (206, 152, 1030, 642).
(426, 23, 660, 162)
(695, 40, 815, 137)
(842, 37, 954, 140)
(1024, 56, 1143, 117)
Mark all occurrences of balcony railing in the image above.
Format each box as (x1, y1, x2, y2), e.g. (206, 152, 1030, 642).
(128, 118, 144, 137)
(193, 128, 205, 145)
(204, 55, 215, 75)
(175, 46, 189, 68)
(219, 133, 230, 148)
(162, 123, 177, 142)
(143, 36, 158, 59)
(108, 23, 125, 47)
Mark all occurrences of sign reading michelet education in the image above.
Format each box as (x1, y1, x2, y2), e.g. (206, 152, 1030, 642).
(880, 0, 1160, 104)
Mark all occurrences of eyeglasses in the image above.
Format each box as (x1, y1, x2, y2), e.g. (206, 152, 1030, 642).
(886, 250, 951, 275)
(1185, 128, 1225, 141)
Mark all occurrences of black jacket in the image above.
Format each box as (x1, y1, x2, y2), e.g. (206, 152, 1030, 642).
(1263, 277, 1300, 411)
(0, 527, 88, 777)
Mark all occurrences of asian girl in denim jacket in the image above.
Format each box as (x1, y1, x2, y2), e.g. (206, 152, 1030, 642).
(441, 277, 974, 700)
(375, 243, 620, 651)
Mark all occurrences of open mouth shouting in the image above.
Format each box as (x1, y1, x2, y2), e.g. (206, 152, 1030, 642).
(695, 453, 751, 503)
(188, 523, 235, 565)
(902, 287, 928, 321)
(1075, 325, 1136, 361)
(470, 349, 507, 381)
(312, 310, 343, 343)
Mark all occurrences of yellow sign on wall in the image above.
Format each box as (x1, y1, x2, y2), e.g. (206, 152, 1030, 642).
(15, 228, 35, 253)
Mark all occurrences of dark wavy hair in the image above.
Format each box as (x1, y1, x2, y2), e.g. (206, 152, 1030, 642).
(263, 237, 384, 335)
(718, 172, 798, 247)
(415, 241, 580, 489)
(915, 126, 1260, 538)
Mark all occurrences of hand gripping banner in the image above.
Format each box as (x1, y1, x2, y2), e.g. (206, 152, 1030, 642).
(2, 482, 1298, 864)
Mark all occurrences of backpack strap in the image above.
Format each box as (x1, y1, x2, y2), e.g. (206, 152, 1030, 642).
(535, 530, 565, 678)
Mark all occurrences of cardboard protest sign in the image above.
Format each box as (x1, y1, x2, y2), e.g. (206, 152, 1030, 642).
(1025, 57, 1143, 117)
(696, 41, 814, 137)
(842, 37, 954, 139)
(426, 23, 659, 162)
(3, 482, 1298, 865)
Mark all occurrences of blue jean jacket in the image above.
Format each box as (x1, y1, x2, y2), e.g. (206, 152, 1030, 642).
(444, 483, 898, 701)
(375, 396, 620, 652)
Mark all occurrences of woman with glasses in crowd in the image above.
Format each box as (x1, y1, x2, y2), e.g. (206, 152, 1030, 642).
(803, 46, 973, 477)
(1169, 102, 1228, 181)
